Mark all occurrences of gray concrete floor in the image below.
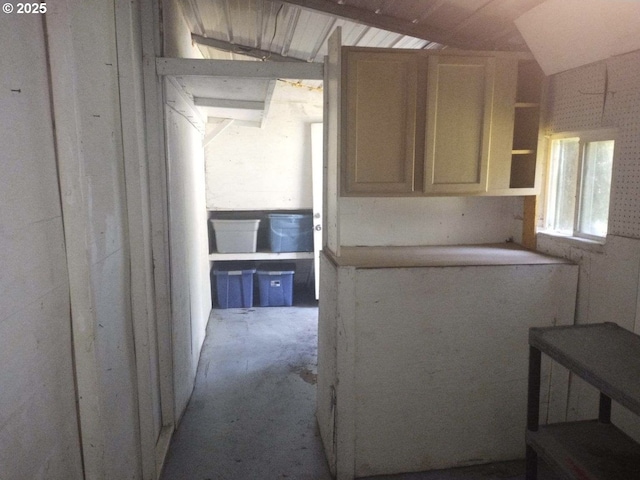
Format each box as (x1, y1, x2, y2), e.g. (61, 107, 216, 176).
(160, 288, 560, 480)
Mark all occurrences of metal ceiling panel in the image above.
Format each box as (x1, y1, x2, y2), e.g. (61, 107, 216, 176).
(193, 0, 225, 38)
(173, 0, 551, 125)
(286, 9, 337, 61)
(180, 0, 452, 65)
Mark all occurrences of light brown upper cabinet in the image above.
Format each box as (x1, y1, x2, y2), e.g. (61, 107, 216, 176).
(342, 50, 419, 194)
(424, 55, 495, 194)
(340, 47, 545, 197)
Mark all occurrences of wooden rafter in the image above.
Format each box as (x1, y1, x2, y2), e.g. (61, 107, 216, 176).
(192, 33, 303, 62)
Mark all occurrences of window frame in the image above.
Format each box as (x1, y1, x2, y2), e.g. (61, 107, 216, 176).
(543, 129, 617, 242)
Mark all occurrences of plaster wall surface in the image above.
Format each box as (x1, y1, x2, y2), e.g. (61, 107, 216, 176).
(0, 14, 83, 480)
(205, 82, 323, 211)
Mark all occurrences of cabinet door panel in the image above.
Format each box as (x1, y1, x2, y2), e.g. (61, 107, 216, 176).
(424, 56, 495, 193)
(343, 52, 417, 194)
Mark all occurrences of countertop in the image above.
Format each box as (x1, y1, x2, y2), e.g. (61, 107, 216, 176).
(324, 243, 574, 268)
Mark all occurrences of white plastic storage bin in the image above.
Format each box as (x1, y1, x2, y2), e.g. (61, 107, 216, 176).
(211, 219, 260, 253)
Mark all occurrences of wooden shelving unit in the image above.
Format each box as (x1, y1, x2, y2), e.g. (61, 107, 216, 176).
(526, 323, 640, 480)
(510, 60, 545, 190)
(208, 251, 313, 261)
(208, 210, 315, 263)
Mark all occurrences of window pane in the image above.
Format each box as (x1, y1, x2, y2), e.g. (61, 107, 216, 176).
(578, 140, 614, 237)
(548, 138, 579, 234)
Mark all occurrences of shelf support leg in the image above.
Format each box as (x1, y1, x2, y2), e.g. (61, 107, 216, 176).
(598, 392, 612, 424)
(526, 346, 541, 480)
(527, 346, 541, 430)
(526, 445, 538, 480)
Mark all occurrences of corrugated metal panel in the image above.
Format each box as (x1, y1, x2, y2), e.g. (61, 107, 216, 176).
(173, 0, 545, 124)
(181, 0, 455, 64)
(287, 9, 337, 61)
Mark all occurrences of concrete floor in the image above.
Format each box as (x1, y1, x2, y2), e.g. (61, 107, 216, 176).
(160, 288, 560, 480)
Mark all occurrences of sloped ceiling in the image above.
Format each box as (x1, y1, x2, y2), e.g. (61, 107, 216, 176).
(171, 0, 640, 125)
(515, 0, 640, 75)
(174, 0, 547, 125)
(179, 0, 549, 63)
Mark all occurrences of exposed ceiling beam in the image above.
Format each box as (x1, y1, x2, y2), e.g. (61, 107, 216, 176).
(156, 58, 324, 79)
(192, 34, 303, 62)
(277, 0, 466, 48)
(194, 97, 265, 110)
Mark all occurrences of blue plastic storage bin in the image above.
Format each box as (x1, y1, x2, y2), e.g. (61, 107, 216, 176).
(213, 264, 256, 308)
(268, 214, 313, 252)
(256, 263, 295, 307)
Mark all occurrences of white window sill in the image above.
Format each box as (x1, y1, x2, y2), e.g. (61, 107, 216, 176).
(537, 231, 606, 254)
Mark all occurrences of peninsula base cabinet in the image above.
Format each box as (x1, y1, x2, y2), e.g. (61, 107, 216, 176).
(317, 245, 579, 479)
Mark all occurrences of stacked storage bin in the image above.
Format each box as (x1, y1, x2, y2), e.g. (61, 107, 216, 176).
(268, 213, 313, 252)
(256, 263, 295, 307)
(210, 219, 260, 253)
(212, 262, 256, 308)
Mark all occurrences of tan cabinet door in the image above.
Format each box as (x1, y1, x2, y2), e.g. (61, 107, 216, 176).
(424, 55, 495, 194)
(343, 51, 418, 195)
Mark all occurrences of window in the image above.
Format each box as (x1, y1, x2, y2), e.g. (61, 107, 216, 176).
(544, 132, 615, 240)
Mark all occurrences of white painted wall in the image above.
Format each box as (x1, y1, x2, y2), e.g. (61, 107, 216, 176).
(116, 0, 166, 475)
(534, 49, 640, 438)
(163, 0, 212, 421)
(339, 196, 524, 246)
(0, 14, 83, 479)
(205, 82, 323, 211)
(165, 97, 211, 418)
(45, 1, 145, 477)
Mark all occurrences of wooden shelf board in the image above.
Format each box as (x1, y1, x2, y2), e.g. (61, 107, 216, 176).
(512, 149, 536, 155)
(209, 251, 314, 261)
(530, 323, 640, 415)
(527, 420, 640, 480)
